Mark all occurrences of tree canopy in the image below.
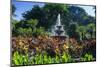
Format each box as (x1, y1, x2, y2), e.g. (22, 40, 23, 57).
(12, 3, 96, 40)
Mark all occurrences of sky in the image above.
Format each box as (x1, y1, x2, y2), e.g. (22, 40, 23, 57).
(12, 0, 95, 21)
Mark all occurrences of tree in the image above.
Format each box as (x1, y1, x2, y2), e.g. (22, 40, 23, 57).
(68, 6, 95, 25)
(12, 4, 16, 16)
(22, 4, 69, 31)
(12, 18, 48, 37)
(17, 27, 32, 36)
(67, 23, 80, 40)
(26, 19, 38, 32)
(22, 3, 96, 38)
(93, 6, 96, 14)
(33, 27, 45, 36)
(87, 23, 96, 38)
(76, 26, 86, 40)
(12, 20, 20, 36)
(22, 5, 47, 29)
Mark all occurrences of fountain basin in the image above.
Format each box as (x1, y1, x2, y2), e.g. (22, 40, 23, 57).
(51, 35, 67, 40)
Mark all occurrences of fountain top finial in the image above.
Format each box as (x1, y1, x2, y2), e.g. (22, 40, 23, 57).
(57, 14, 61, 26)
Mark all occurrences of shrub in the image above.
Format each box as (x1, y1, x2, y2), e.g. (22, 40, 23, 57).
(12, 51, 29, 66)
(81, 53, 95, 62)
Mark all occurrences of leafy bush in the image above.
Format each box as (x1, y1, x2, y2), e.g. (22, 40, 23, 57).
(61, 52, 72, 63)
(12, 51, 29, 66)
(81, 53, 95, 62)
(12, 51, 72, 65)
(68, 45, 83, 58)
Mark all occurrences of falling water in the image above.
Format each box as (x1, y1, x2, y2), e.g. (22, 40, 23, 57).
(51, 14, 66, 36)
(57, 14, 61, 26)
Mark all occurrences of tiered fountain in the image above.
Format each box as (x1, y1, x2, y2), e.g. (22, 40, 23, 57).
(51, 14, 68, 40)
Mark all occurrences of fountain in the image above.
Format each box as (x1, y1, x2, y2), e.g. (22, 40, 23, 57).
(51, 14, 68, 40)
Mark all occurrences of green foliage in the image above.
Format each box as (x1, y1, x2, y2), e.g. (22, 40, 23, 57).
(12, 19, 49, 37)
(81, 53, 94, 62)
(12, 3, 96, 66)
(68, 45, 83, 58)
(33, 27, 45, 36)
(67, 23, 80, 40)
(12, 3, 96, 39)
(22, 4, 69, 30)
(87, 23, 96, 38)
(12, 51, 72, 65)
(87, 23, 96, 32)
(27, 19, 38, 28)
(76, 25, 86, 40)
(44, 4, 69, 14)
(17, 27, 32, 36)
(12, 20, 20, 36)
(12, 4, 16, 16)
(12, 51, 29, 65)
(22, 3, 96, 31)
(12, 20, 19, 29)
(61, 52, 72, 63)
(68, 22, 95, 41)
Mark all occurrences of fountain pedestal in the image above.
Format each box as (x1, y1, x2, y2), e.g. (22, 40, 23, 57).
(51, 36, 67, 41)
(51, 14, 68, 43)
